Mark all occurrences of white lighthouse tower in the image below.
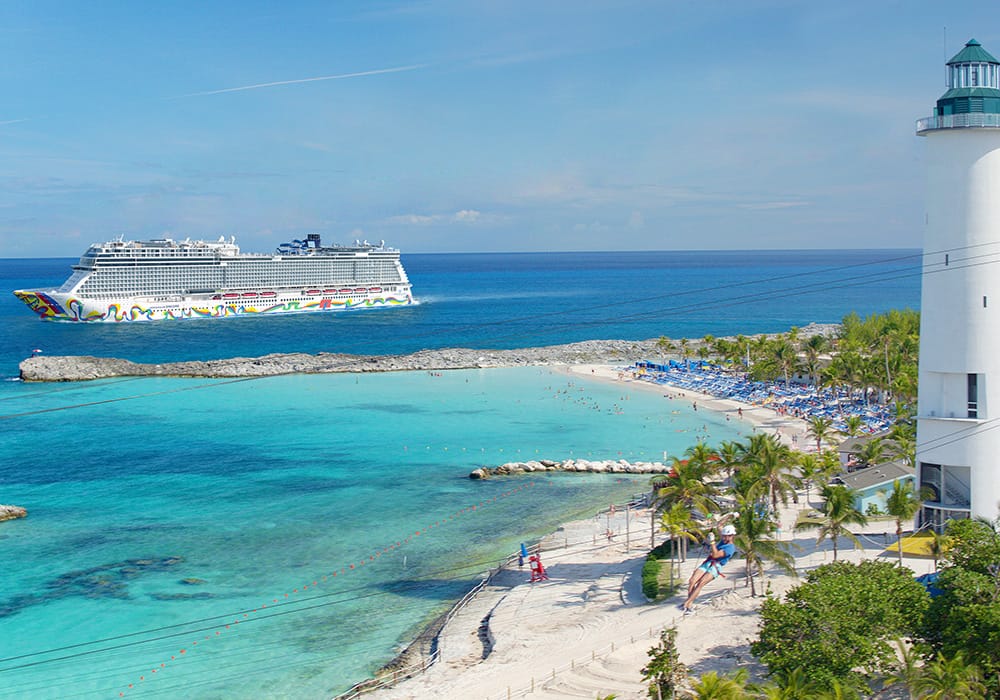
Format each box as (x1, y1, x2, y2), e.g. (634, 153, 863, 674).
(916, 39, 1000, 528)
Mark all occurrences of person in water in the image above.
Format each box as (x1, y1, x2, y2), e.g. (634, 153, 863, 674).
(680, 524, 737, 613)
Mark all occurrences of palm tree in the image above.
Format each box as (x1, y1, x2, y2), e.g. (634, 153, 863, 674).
(680, 338, 692, 367)
(884, 638, 924, 700)
(657, 458, 719, 516)
(883, 479, 923, 568)
(795, 453, 824, 504)
(795, 484, 868, 560)
(855, 437, 887, 468)
(928, 530, 949, 572)
(698, 333, 715, 360)
(656, 336, 674, 365)
(659, 502, 703, 588)
(887, 422, 916, 466)
(742, 434, 799, 514)
(757, 667, 821, 699)
(801, 334, 829, 386)
(913, 651, 988, 700)
(684, 441, 721, 480)
(733, 497, 797, 597)
(715, 440, 744, 487)
(806, 416, 837, 453)
(734, 334, 751, 368)
(842, 415, 865, 438)
(811, 681, 859, 700)
(770, 338, 799, 388)
(654, 451, 720, 559)
(687, 669, 750, 700)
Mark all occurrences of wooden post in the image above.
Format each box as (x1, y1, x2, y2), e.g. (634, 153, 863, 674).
(626, 505, 630, 551)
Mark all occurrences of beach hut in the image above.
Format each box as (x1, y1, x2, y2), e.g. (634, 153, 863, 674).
(830, 460, 915, 514)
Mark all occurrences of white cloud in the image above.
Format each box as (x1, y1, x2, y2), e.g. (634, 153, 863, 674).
(386, 209, 486, 225)
(737, 201, 810, 211)
(453, 209, 480, 222)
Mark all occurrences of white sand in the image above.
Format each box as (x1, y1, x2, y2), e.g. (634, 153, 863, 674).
(367, 366, 928, 700)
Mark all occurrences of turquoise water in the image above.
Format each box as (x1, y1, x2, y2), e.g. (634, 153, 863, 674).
(0, 249, 921, 698)
(0, 367, 747, 698)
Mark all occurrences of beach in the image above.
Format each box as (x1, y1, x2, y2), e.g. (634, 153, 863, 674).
(365, 365, 927, 700)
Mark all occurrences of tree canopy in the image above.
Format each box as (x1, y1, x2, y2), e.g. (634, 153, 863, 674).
(751, 560, 930, 690)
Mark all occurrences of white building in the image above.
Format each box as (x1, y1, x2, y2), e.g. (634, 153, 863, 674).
(916, 39, 1000, 528)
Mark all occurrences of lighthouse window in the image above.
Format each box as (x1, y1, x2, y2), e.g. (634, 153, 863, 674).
(968, 373, 979, 418)
(971, 67, 979, 86)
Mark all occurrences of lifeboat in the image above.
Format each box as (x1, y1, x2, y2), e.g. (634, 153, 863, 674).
(260, 291, 277, 298)
(368, 287, 382, 293)
(211, 294, 222, 300)
(222, 293, 240, 299)
(339, 288, 353, 294)
(323, 289, 337, 294)
(305, 290, 322, 295)
(242, 292, 258, 298)
(354, 287, 367, 293)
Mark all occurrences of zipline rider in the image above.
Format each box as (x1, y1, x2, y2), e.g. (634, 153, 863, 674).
(680, 524, 737, 614)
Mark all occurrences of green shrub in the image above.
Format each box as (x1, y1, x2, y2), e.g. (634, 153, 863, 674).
(650, 539, 675, 559)
(642, 553, 661, 599)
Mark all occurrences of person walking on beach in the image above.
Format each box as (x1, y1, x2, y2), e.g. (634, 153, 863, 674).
(680, 524, 737, 614)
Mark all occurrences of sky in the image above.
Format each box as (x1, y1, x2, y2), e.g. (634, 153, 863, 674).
(2, 1, 1000, 257)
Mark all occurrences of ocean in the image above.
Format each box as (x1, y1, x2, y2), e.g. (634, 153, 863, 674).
(0, 250, 920, 699)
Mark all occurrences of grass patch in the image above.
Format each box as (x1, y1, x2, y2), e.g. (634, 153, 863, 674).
(642, 540, 683, 601)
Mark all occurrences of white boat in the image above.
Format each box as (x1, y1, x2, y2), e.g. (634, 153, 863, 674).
(14, 233, 416, 322)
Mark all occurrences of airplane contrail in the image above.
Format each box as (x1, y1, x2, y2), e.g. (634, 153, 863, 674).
(178, 64, 428, 98)
(0, 118, 32, 126)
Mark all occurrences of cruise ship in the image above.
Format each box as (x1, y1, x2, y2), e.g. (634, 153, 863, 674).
(14, 233, 416, 322)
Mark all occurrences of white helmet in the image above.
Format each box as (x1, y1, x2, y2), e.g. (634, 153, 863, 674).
(721, 525, 737, 536)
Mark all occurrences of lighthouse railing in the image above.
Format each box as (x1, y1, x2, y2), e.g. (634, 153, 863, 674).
(917, 113, 1000, 132)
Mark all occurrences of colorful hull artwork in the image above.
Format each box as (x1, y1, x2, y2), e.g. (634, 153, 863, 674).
(13, 292, 414, 323)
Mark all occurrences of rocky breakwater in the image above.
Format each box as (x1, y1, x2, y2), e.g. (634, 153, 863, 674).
(18, 339, 666, 382)
(18, 323, 839, 382)
(469, 458, 672, 479)
(0, 505, 27, 522)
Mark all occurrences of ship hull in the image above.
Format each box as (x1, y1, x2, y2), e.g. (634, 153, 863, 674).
(13, 289, 416, 322)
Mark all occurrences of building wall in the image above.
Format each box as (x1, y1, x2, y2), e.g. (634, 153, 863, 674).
(917, 127, 1000, 523)
(856, 474, 916, 514)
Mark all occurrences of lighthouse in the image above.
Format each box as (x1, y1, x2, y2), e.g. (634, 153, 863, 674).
(916, 39, 1000, 528)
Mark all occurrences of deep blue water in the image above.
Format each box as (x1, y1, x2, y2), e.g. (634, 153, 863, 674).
(0, 250, 921, 698)
(1, 249, 921, 377)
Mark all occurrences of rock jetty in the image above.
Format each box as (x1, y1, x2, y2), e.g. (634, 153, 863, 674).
(17, 324, 837, 382)
(18, 340, 658, 381)
(469, 459, 672, 479)
(0, 505, 27, 522)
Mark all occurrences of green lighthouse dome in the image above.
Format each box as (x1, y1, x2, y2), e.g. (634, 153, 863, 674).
(936, 39, 1000, 116)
